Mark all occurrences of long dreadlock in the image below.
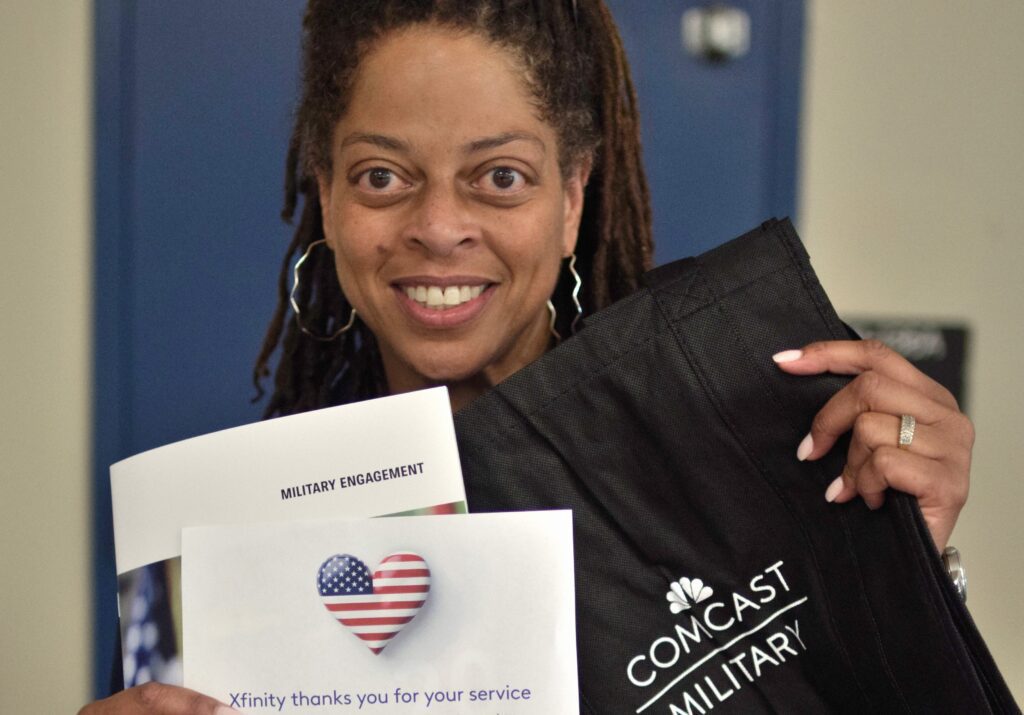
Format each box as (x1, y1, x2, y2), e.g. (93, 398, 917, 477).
(253, 0, 652, 417)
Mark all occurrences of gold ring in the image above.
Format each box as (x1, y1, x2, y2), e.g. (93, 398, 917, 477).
(898, 414, 916, 449)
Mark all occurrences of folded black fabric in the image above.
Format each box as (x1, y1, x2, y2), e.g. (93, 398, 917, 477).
(454, 219, 1018, 714)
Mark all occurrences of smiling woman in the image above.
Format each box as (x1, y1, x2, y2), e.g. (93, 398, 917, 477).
(317, 27, 589, 407)
(252, 0, 650, 417)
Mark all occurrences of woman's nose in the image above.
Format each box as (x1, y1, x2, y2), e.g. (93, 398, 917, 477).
(402, 184, 479, 257)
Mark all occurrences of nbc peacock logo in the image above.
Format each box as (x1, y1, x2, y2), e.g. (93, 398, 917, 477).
(665, 577, 714, 614)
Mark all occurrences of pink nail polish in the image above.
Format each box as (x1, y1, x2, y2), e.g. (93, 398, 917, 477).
(796, 433, 814, 461)
(825, 476, 844, 502)
(773, 349, 803, 363)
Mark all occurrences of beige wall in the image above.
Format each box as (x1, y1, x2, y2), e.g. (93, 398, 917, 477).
(801, 0, 1024, 700)
(0, 2, 93, 711)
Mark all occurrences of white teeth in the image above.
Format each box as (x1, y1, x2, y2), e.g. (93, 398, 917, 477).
(403, 284, 488, 310)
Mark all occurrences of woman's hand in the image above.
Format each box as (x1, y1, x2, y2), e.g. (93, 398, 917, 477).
(79, 683, 238, 715)
(773, 339, 973, 551)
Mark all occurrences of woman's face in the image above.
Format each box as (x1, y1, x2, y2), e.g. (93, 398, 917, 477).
(318, 25, 588, 401)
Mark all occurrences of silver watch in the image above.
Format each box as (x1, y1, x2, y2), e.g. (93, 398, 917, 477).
(941, 545, 967, 603)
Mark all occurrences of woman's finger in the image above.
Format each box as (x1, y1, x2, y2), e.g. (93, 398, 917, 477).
(78, 683, 238, 715)
(827, 445, 966, 550)
(774, 339, 958, 410)
(830, 429, 951, 506)
(796, 370, 953, 460)
(846, 411, 963, 465)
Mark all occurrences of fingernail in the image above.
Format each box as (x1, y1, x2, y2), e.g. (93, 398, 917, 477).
(824, 476, 844, 502)
(773, 349, 803, 363)
(796, 432, 814, 461)
(216, 706, 243, 715)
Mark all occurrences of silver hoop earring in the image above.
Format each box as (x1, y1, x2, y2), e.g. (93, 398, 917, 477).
(547, 300, 561, 341)
(290, 238, 357, 341)
(547, 253, 584, 341)
(567, 252, 583, 334)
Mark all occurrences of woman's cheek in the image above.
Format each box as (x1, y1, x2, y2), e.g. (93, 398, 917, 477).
(334, 216, 392, 272)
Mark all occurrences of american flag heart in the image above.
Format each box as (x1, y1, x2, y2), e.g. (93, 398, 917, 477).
(317, 552, 430, 654)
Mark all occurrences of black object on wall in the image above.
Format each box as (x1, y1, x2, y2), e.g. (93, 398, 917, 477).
(847, 320, 970, 410)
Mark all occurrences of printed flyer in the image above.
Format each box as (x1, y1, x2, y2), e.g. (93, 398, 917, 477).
(182, 511, 578, 714)
(111, 387, 467, 687)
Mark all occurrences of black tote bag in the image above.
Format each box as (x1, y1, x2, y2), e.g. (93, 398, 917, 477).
(454, 219, 1018, 714)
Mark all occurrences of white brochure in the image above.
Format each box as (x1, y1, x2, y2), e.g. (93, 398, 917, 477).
(111, 387, 466, 687)
(182, 511, 578, 714)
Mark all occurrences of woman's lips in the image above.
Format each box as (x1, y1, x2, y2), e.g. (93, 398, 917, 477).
(392, 280, 495, 328)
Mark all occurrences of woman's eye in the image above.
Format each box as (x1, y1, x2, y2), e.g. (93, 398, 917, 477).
(481, 167, 526, 192)
(355, 167, 407, 192)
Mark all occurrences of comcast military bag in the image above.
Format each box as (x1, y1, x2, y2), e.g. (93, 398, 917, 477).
(454, 219, 1018, 714)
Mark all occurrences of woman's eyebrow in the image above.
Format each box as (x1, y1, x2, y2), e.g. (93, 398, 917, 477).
(339, 131, 544, 155)
(465, 132, 545, 154)
(340, 133, 409, 152)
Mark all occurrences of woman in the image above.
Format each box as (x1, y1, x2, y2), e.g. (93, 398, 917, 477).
(82, 0, 972, 712)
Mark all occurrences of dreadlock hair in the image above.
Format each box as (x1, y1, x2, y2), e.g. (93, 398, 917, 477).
(253, 0, 652, 417)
